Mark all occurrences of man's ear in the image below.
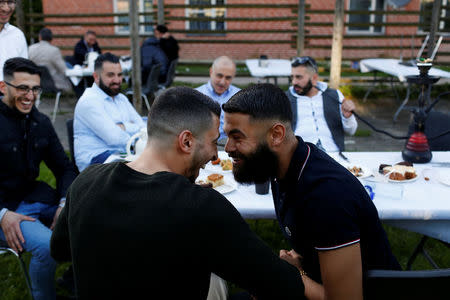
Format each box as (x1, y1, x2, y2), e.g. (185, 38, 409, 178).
(268, 123, 286, 148)
(93, 71, 99, 84)
(0, 81, 6, 95)
(209, 67, 213, 77)
(178, 130, 194, 154)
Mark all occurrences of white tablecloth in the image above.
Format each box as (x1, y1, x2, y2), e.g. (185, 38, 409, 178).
(245, 59, 291, 78)
(359, 58, 450, 82)
(65, 59, 132, 86)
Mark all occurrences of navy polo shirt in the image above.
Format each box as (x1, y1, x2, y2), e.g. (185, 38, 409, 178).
(271, 137, 401, 283)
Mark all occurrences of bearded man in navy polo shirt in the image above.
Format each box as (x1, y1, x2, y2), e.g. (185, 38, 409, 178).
(223, 83, 400, 300)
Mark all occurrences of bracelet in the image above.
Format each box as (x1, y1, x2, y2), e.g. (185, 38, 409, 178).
(299, 269, 307, 277)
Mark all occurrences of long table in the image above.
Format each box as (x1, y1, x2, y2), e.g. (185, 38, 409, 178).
(199, 151, 450, 243)
(245, 59, 291, 85)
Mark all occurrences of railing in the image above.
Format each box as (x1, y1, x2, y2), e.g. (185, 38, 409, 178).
(18, 2, 450, 63)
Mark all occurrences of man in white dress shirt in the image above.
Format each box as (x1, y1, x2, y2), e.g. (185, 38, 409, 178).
(0, 0, 28, 83)
(285, 56, 357, 152)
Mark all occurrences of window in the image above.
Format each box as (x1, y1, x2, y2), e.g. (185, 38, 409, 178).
(115, 0, 154, 34)
(186, 0, 226, 34)
(420, 0, 450, 32)
(348, 0, 385, 34)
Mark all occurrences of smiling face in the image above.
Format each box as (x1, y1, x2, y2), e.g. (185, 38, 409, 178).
(0, 72, 40, 114)
(186, 115, 220, 182)
(94, 62, 123, 97)
(0, 0, 15, 30)
(223, 112, 279, 183)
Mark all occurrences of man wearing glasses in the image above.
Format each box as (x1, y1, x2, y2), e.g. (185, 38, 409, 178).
(0, 0, 28, 85)
(0, 57, 77, 300)
(286, 56, 357, 152)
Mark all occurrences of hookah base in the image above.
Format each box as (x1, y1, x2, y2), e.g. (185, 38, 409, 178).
(402, 148, 432, 164)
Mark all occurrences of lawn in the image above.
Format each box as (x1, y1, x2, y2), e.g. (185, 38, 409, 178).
(1, 160, 449, 300)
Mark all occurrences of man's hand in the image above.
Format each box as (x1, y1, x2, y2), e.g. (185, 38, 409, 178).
(50, 206, 63, 230)
(280, 249, 303, 269)
(116, 123, 126, 131)
(341, 99, 355, 118)
(0, 211, 35, 253)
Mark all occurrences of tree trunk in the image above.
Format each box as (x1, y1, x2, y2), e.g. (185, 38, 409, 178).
(129, 0, 142, 114)
(297, 0, 305, 56)
(329, 0, 345, 89)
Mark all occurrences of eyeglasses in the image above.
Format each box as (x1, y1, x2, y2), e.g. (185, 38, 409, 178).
(291, 56, 318, 72)
(5, 81, 42, 96)
(0, 1, 16, 7)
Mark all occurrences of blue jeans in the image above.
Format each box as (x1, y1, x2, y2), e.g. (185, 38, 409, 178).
(0, 201, 58, 300)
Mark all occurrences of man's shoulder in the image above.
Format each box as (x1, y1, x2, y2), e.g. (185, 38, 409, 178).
(1, 24, 25, 39)
(195, 83, 208, 93)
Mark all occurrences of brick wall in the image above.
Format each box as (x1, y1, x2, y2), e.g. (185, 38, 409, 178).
(42, 0, 428, 62)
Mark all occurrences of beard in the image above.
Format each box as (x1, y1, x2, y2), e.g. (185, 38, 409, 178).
(186, 146, 208, 183)
(99, 77, 120, 97)
(229, 142, 279, 184)
(294, 79, 313, 96)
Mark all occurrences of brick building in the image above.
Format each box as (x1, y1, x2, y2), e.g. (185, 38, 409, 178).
(41, 0, 437, 62)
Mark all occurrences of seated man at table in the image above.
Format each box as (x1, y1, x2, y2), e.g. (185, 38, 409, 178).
(51, 86, 306, 300)
(0, 57, 77, 300)
(74, 52, 145, 172)
(28, 28, 72, 92)
(68, 30, 102, 67)
(196, 56, 240, 145)
(286, 56, 357, 152)
(223, 83, 401, 300)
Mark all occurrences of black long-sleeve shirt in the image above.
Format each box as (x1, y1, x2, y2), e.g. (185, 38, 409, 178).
(51, 162, 305, 299)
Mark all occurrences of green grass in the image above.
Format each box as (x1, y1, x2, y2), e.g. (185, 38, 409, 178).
(1, 159, 449, 299)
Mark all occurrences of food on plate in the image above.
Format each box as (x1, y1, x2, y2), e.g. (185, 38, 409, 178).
(347, 166, 364, 177)
(220, 159, 233, 171)
(379, 162, 417, 181)
(424, 177, 430, 181)
(211, 157, 221, 165)
(206, 173, 224, 188)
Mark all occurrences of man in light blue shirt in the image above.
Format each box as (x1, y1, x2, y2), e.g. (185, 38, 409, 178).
(196, 56, 240, 144)
(74, 53, 145, 171)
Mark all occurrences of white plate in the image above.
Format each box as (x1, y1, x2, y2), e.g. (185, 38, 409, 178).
(438, 170, 450, 186)
(342, 163, 372, 179)
(196, 177, 238, 195)
(204, 153, 233, 173)
(388, 172, 420, 183)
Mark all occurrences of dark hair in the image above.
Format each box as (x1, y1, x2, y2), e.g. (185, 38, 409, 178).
(222, 83, 292, 124)
(156, 25, 168, 34)
(39, 28, 53, 41)
(147, 87, 221, 142)
(94, 52, 120, 72)
(3, 57, 41, 81)
(291, 56, 318, 74)
(85, 30, 96, 36)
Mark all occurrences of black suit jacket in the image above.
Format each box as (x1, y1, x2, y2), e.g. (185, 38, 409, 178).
(71, 38, 102, 66)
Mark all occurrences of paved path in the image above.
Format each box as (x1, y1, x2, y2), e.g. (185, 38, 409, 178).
(37, 76, 449, 153)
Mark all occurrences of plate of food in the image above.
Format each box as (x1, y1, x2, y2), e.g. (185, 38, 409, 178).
(196, 173, 237, 194)
(379, 162, 419, 183)
(343, 164, 372, 179)
(205, 156, 233, 172)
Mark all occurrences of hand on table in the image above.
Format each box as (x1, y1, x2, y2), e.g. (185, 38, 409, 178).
(341, 99, 355, 118)
(0, 211, 35, 253)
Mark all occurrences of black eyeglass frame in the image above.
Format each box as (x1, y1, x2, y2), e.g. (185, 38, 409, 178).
(0, 1, 17, 6)
(291, 56, 318, 73)
(4, 81, 43, 96)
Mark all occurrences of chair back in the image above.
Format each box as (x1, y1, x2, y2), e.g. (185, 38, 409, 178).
(364, 268, 450, 300)
(37, 65, 59, 94)
(142, 64, 161, 95)
(161, 59, 178, 88)
(66, 119, 79, 174)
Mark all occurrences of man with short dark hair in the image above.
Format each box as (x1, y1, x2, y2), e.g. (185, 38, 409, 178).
(196, 56, 240, 144)
(51, 86, 306, 300)
(223, 83, 401, 300)
(0, 0, 28, 83)
(29, 27, 72, 91)
(0, 57, 77, 300)
(74, 52, 145, 171)
(70, 30, 102, 66)
(287, 56, 357, 152)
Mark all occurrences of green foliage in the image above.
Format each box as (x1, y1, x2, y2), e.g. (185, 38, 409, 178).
(354, 129, 372, 137)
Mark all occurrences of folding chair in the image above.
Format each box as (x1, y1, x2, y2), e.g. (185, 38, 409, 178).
(155, 59, 178, 98)
(0, 240, 34, 300)
(364, 268, 450, 300)
(35, 65, 62, 123)
(126, 64, 161, 110)
(66, 119, 80, 174)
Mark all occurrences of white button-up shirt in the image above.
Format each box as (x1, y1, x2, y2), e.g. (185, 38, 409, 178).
(0, 23, 28, 81)
(290, 82, 357, 152)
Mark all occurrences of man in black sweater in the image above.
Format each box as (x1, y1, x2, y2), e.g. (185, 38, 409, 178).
(51, 87, 306, 299)
(223, 84, 400, 300)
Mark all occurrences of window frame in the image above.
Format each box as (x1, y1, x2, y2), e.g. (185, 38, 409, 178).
(347, 0, 386, 35)
(113, 0, 154, 35)
(185, 0, 226, 36)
